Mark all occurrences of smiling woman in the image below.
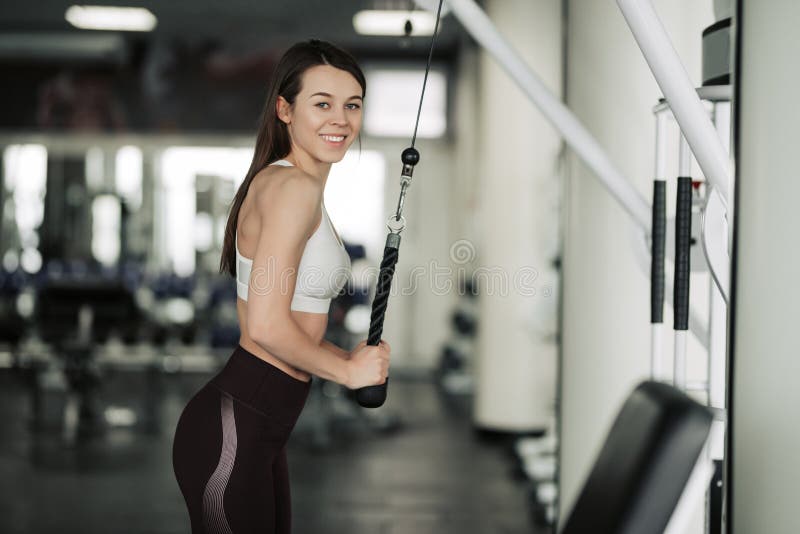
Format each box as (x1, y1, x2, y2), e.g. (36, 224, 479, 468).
(172, 40, 391, 534)
(275, 64, 365, 173)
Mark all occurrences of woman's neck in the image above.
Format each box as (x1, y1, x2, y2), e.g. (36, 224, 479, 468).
(285, 149, 332, 188)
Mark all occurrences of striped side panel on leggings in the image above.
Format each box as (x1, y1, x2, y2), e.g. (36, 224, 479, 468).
(202, 394, 237, 534)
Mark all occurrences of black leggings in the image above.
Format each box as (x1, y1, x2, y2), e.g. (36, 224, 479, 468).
(172, 345, 312, 534)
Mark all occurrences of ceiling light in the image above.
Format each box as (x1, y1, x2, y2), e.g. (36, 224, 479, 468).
(65, 5, 158, 32)
(353, 10, 437, 36)
(0, 33, 126, 62)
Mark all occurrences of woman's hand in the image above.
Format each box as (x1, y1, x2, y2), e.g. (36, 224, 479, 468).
(345, 339, 391, 389)
(347, 339, 391, 358)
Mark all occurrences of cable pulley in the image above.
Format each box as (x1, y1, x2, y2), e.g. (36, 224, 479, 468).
(355, 0, 445, 408)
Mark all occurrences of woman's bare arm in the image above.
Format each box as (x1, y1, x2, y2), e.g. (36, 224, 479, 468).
(319, 339, 351, 361)
(245, 170, 351, 385)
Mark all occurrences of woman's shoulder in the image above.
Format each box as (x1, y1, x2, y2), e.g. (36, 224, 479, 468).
(251, 161, 317, 193)
(256, 162, 319, 190)
(252, 164, 322, 218)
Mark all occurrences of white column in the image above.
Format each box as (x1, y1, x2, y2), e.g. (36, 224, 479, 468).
(559, 0, 712, 518)
(472, 0, 562, 431)
(730, 1, 800, 532)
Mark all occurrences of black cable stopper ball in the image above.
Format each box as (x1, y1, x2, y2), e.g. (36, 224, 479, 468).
(401, 147, 420, 166)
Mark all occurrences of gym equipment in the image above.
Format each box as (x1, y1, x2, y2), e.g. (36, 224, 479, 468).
(515, 431, 559, 524)
(0, 268, 28, 347)
(448, 0, 713, 346)
(32, 273, 142, 439)
(673, 134, 692, 391)
(436, 276, 479, 395)
(650, 112, 667, 381)
(617, 0, 731, 205)
(701, 18, 732, 87)
(291, 241, 402, 447)
(560, 381, 712, 534)
(628, 2, 734, 527)
(443, 4, 726, 528)
(355, 0, 445, 408)
(207, 278, 240, 349)
(648, 80, 732, 534)
(147, 272, 198, 346)
(37, 275, 140, 346)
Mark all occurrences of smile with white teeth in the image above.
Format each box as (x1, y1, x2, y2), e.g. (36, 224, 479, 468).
(321, 134, 346, 143)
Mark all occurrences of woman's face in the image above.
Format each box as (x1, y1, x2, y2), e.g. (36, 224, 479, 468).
(278, 64, 364, 165)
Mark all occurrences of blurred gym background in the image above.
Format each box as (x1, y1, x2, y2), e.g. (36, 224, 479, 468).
(0, 1, 756, 533)
(0, 2, 544, 533)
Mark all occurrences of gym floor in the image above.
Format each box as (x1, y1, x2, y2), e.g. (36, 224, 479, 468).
(0, 360, 546, 534)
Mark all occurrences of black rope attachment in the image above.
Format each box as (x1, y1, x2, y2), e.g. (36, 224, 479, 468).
(355, 0, 443, 408)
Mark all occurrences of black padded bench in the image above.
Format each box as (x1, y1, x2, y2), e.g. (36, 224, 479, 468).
(561, 381, 713, 534)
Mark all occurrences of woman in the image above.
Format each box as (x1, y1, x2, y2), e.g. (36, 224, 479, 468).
(172, 40, 391, 534)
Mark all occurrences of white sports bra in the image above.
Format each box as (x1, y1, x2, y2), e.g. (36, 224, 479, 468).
(235, 159, 352, 313)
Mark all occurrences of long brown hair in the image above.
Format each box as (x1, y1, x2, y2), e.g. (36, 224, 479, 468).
(219, 39, 366, 276)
